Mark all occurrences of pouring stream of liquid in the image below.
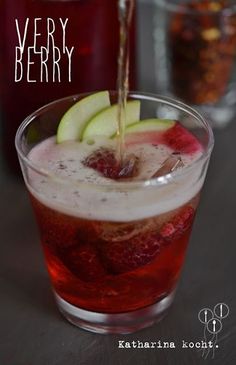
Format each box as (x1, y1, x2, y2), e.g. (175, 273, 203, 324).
(117, 0, 134, 164)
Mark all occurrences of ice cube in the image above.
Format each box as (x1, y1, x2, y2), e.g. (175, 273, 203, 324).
(152, 154, 184, 178)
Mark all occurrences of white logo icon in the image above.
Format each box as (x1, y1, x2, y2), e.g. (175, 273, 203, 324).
(198, 303, 229, 359)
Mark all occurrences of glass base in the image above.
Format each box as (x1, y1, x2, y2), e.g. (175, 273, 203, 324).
(54, 289, 176, 334)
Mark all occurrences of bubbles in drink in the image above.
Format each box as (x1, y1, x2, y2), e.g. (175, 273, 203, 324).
(28, 127, 203, 222)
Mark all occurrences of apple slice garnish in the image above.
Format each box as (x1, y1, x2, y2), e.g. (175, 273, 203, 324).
(57, 91, 110, 143)
(125, 119, 202, 154)
(82, 100, 140, 140)
(126, 119, 175, 133)
(125, 118, 175, 145)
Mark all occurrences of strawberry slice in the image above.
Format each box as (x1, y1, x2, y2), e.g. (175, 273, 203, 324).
(83, 147, 139, 179)
(61, 243, 107, 282)
(100, 232, 163, 274)
(163, 123, 202, 154)
(83, 147, 119, 179)
(160, 206, 195, 242)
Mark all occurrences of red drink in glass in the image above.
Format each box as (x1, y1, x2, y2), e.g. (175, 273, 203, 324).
(30, 193, 199, 313)
(15, 92, 214, 333)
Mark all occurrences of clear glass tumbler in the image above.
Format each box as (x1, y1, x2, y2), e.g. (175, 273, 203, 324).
(154, 0, 236, 128)
(15, 92, 214, 334)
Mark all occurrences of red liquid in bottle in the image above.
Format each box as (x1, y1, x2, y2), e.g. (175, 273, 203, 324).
(0, 0, 136, 172)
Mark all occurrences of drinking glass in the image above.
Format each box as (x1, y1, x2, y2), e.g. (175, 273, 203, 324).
(15, 92, 214, 334)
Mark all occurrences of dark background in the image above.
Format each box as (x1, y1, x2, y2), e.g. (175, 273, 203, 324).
(0, 1, 236, 364)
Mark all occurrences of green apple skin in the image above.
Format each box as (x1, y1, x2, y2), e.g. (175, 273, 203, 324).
(125, 119, 175, 133)
(57, 91, 110, 143)
(82, 100, 141, 140)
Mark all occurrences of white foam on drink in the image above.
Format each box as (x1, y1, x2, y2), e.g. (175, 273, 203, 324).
(27, 136, 205, 221)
